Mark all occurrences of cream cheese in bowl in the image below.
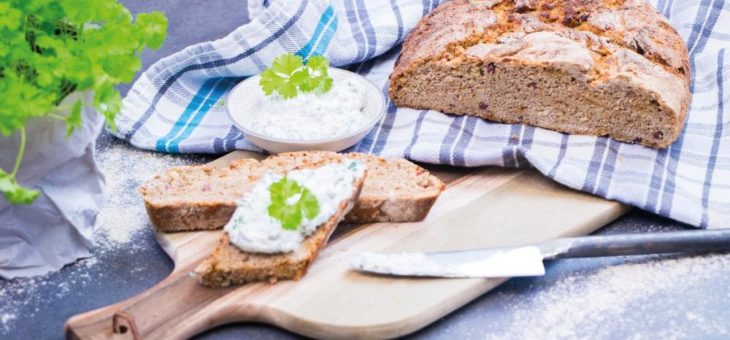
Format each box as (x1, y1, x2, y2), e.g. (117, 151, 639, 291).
(226, 68, 385, 153)
(245, 77, 367, 140)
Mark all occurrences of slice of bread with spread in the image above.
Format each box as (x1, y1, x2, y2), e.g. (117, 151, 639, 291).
(263, 152, 445, 223)
(196, 160, 366, 286)
(140, 152, 444, 232)
(389, 0, 691, 148)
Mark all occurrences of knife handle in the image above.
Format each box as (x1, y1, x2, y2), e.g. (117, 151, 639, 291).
(540, 229, 730, 260)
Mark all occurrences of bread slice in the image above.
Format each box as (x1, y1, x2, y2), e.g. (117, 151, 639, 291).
(389, 0, 691, 148)
(139, 159, 262, 231)
(263, 151, 445, 223)
(141, 152, 444, 232)
(195, 166, 365, 286)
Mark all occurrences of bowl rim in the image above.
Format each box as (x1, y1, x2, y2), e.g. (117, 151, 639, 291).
(225, 67, 386, 145)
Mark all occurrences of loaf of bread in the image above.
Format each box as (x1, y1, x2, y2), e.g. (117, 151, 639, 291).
(140, 152, 444, 232)
(196, 163, 366, 286)
(389, 0, 691, 148)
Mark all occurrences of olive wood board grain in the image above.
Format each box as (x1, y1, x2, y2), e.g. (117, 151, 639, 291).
(65, 150, 629, 339)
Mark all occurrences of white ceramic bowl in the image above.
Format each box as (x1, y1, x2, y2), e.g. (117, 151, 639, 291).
(225, 68, 386, 154)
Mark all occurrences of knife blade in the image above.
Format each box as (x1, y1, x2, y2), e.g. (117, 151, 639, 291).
(351, 246, 546, 278)
(351, 229, 730, 278)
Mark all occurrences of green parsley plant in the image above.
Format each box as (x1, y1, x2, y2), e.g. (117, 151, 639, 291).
(268, 176, 320, 231)
(0, 0, 167, 204)
(259, 53, 333, 99)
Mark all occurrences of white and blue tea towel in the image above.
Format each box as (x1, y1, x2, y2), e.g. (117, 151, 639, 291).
(115, 0, 730, 228)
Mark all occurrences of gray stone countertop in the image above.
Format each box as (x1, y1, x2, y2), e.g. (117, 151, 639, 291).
(2, 1, 729, 339)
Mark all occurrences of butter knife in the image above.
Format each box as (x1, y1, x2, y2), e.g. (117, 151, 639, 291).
(351, 229, 730, 278)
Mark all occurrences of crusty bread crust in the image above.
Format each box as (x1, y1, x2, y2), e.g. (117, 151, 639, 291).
(143, 201, 236, 232)
(195, 173, 365, 287)
(389, 0, 691, 148)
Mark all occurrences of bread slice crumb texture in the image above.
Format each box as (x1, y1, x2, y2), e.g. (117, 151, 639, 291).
(139, 159, 262, 232)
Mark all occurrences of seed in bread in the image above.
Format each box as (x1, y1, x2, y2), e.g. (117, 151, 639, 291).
(389, 0, 691, 148)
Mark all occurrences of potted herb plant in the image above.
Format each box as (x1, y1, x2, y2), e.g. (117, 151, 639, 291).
(0, 0, 166, 278)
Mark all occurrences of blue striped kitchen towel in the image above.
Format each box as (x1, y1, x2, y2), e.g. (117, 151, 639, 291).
(115, 0, 730, 228)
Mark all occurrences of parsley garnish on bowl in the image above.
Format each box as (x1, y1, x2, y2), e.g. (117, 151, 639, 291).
(259, 53, 333, 99)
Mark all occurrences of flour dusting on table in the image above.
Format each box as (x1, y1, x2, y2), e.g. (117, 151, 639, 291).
(491, 254, 730, 339)
(94, 144, 192, 247)
(0, 257, 99, 333)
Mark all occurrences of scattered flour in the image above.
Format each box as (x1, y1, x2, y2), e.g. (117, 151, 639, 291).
(0, 257, 99, 334)
(491, 254, 730, 339)
(1, 314, 16, 333)
(94, 143, 193, 247)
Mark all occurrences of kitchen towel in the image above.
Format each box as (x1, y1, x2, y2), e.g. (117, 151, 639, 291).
(115, 0, 730, 228)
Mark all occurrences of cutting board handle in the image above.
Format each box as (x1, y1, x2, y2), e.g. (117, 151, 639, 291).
(65, 263, 238, 339)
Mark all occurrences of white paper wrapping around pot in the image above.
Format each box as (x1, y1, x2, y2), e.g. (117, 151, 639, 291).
(0, 91, 105, 279)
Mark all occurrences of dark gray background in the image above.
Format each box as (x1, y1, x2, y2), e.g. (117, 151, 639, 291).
(3, 1, 729, 339)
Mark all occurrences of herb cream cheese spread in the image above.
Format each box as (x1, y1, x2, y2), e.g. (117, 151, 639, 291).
(224, 160, 366, 253)
(241, 75, 368, 140)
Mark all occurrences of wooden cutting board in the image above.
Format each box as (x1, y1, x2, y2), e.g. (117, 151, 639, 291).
(65, 151, 629, 339)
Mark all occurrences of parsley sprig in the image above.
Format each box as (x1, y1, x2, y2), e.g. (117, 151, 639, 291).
(0, 0, 167, 204)
(268, 177, 320, 231)
(259, 53, 333, 99)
